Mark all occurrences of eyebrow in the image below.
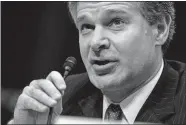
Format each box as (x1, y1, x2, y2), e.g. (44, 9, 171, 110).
(77, 15, 86, 24)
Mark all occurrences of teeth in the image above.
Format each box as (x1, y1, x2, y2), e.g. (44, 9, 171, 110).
(94, 60, 110, 65)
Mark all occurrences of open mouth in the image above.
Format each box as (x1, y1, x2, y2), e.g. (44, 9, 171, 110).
(94, 60, 111, 65)
(91, 59, 118, 75)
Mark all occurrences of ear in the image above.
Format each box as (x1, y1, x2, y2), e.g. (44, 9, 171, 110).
(154, 14, 172, 46)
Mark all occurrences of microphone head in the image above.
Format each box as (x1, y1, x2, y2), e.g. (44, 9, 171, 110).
(63, 57, 77, 71)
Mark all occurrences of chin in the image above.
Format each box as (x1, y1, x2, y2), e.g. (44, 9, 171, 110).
(88, 71, 129, 91)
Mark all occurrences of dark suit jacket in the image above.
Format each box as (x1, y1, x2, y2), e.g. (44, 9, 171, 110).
(61, 60, 186, 124)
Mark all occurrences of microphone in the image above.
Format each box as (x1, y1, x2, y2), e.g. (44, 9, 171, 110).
(63, 57, 77, 78)
(47, 56, 77, 124)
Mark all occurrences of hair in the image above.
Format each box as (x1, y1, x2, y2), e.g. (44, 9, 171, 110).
(67, 2, 176, 54)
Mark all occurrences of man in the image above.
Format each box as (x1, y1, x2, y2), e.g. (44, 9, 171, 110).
(10, 1, 186, 124)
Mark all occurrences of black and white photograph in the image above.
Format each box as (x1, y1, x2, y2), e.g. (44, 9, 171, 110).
(1, 1, 186, 124)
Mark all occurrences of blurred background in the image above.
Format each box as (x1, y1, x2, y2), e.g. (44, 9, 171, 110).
(1, 1, 186, 124)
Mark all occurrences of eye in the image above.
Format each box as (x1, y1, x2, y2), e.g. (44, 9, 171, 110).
(80, 24, 95, 35)
(108, 18, 125, 30)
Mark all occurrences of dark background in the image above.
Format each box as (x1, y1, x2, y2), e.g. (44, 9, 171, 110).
(1, 2, 186, 124)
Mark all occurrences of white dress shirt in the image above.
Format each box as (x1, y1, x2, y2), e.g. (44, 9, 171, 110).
(103, 60, 164, 124)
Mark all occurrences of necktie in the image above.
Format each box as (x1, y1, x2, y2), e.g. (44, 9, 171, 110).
(104, 104, 124, 121)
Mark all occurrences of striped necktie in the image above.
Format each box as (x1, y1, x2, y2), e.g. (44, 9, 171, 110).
(104, 104, 124, 121)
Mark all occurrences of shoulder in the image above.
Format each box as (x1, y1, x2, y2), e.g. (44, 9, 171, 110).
(166, 60, 186, 73)
(62, 72, 90, 105)
(166, 60, 186, 123)
(62, 72, 99, 105)
(61, 72, 100, 115)
(65, 72, 89, 90)
(166, 60, 186, 89)
(166, 60, 186, 92)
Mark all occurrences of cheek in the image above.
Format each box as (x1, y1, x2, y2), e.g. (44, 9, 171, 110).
(108, 26, 154, 68)
(79, 36, 90, 65)
(110, 29, 146, 55)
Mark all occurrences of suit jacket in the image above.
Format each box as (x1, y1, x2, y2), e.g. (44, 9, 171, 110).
(61, 60, 186, 124)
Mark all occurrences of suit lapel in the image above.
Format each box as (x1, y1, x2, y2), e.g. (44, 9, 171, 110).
(77, 83, 103, 118)
(137, 60, 178, 123)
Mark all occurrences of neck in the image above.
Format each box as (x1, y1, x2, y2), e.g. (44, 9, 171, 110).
(101, 56, 163, 103)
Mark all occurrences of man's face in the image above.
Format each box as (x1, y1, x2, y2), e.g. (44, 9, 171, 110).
(76, 2, 159, 92)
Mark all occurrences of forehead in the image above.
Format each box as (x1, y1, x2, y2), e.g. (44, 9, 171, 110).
(76, 2, 141, 22)
(77, 2, 140, 14)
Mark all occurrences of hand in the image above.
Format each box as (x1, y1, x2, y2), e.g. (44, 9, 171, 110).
(12, 71, 66, 124)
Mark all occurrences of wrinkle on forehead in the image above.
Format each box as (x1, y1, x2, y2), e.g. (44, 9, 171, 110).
(77, 2, 139, 12)
(77, 2, 140, 18)
(76, 2, 141, 25)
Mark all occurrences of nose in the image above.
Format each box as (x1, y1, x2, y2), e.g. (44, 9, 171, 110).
(90, 25, 110, 53)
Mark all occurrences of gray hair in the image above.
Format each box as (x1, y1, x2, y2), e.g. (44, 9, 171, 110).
(68, 2, 176, 54)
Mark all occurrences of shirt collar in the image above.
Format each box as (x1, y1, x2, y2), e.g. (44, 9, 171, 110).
(103, 59, 164, 124)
